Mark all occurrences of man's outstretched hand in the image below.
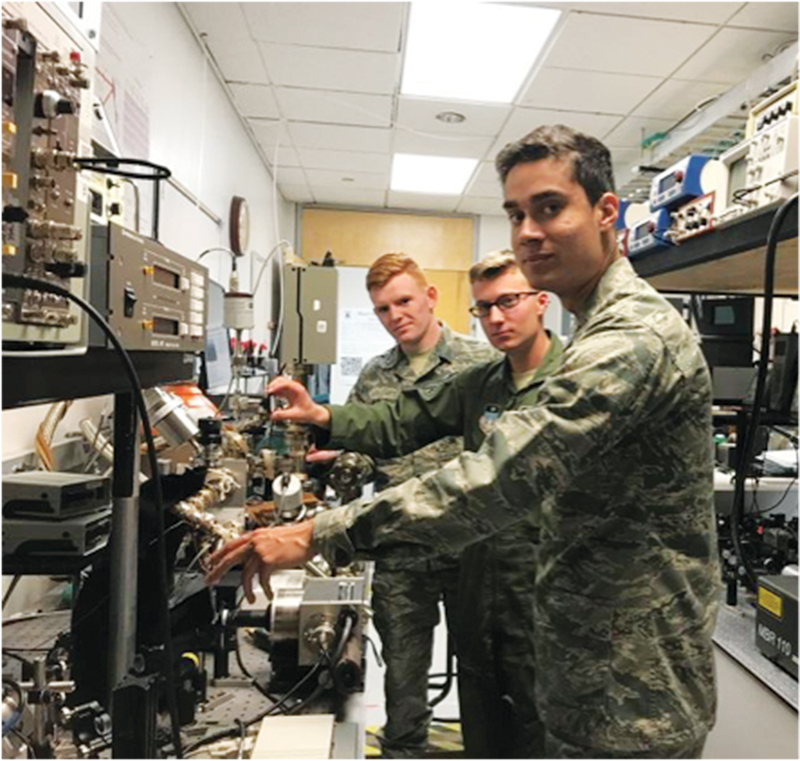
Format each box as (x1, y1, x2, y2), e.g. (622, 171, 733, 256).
(205, 520, 316, 603)
(267, 377, 331, 428)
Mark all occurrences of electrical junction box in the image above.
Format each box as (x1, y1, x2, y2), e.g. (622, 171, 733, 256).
(649, 155, 727, 212)
(3, 471, 111, 519)
(89, 222, 208, 351)
(275, 263, 338, 369)
(755, 574, 798, 679)
(3, 507, 111, 557)
(627, 209, 672, 257)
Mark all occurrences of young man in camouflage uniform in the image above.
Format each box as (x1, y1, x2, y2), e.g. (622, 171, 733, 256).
(340, 253, 496, 758)
(208, 126, 720, 759)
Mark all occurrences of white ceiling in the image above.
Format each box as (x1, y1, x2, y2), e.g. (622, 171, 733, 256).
(181, 2, 798, 216)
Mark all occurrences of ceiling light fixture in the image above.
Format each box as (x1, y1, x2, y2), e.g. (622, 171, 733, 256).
(436, 111, 466, 124)
(402, 3, 561, 103)
(391, 153, 478, 195)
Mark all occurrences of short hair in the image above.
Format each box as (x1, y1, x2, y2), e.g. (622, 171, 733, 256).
(469, 250, 520, 283)
(366, 253, 428, 291)
(495, 124, 615, 205)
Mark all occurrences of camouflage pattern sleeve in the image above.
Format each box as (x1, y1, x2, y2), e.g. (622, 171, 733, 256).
(312, 319, 684, 564)
(324, 370, 475, 460)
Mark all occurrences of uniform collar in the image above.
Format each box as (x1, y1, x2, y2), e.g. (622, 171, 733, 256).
(502, 330, 564, 391)
(377, 321, 456, 371)
(574, 256, 637, 328)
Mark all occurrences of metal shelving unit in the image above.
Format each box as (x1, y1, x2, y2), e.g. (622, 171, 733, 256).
(630, 201, 798, 296)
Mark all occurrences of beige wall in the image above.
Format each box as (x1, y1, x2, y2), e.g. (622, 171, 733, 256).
(301, 207, 475, 333)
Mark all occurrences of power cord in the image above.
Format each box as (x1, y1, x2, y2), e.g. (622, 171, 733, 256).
(1, 273, 184, 758)
(73, 157, 171, 181)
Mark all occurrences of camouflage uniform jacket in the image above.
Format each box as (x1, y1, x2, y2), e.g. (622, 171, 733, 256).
(345, 321, 497, 570)
(314, 257, 720, 751)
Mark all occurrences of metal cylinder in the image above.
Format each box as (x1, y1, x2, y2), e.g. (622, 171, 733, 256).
(272, 473, 303, 521)
(143, 387, 199, 448)
(269, 586, 303, 643)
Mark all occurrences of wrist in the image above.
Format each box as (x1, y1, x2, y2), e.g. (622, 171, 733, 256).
(315, 405, 332, 429)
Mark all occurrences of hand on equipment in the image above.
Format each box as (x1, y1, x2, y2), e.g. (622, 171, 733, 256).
(266, 377, 331, 428)
(204, 520, 316, 603)
(306, 444, 341, 463)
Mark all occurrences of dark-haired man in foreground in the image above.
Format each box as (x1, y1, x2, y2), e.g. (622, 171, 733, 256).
(207, 125, 720, 759)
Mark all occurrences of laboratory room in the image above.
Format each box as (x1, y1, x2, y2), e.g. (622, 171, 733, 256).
(1, 1, 798, 759)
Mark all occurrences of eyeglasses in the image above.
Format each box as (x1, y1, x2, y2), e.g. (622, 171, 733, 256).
(469, 291, 538, 318)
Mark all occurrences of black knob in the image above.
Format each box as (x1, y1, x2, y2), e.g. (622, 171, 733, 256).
(44, 261, 86, 279)
(56, 98, 76, 115)
(3, 205, 28, 223)
(198, 417, 222, 445)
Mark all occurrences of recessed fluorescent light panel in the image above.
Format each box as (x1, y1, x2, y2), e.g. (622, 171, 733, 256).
(401, 3, 561, 103)
(391, 154, 478, 194)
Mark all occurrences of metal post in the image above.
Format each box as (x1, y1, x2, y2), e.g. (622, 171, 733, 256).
(108, 391, 141, 698)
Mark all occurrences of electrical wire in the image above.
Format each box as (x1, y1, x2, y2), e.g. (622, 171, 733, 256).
(252, 240, 291, 295)
(268, 251, 285, 359)
(730, 192, 799, 591)
(2, 650, 33, 666)
(119, 178, 141, 232)
(749, 476, 798, 515)
(732, 170, 799, 204)
(73, 156, 171, 181)
(198, 246, 238, 271)
(0, 273, 184, 758)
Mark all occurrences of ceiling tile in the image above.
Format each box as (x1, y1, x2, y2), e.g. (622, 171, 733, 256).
(297, 148, 392, 174)
(726, 3, 800, 32)
(307, 188, 387, 209)
(279, 183, 315, 203)
(465, 162, 503, 198)
(456, 197, 506, 216)
(275, 88, 392, 128)
(387, 192, 460, 213)
(632, 78, 728, 120)
(530, 3, 743, 24)
(274, 145, 302, 168)
(183, 3, 271, 83)
(490, 108, 623, 156)
(288, 122, 392, 153)
(544, 13, 718, 77)
(392, 130, 494, 159)
(673, 27, 798, 84)
(229, 84, 280, 119)
(306, 168, 389, 190)
(248, 119, 295, 158)
(273, 167, 308, 186)
(241, 3, 405, 53)
(520, 68, 663, 115)
(259, 43, 399, 94)
(396, 97, 512, 137)
(603, 116, 676, 148)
